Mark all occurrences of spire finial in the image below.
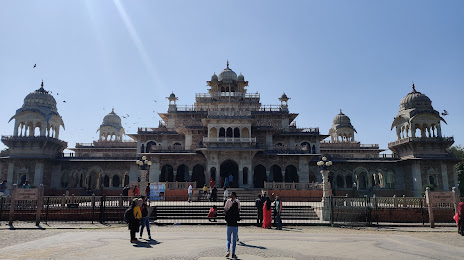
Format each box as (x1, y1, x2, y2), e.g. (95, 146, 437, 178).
(340, 108, 342, 114)
(227, 60, 229, 69)
(412, 81, 416, 92)
(41, 80, 44, 88)
(112, 107, 114, 113)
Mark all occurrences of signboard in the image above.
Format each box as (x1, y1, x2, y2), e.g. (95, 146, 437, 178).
(16, 188, 39, 200)
(429, 192, 454, 204)
(149, 184, 165, 201)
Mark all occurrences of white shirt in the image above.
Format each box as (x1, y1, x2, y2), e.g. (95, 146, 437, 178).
(223, 189, 229, 201)
(224, 198, 241, 211)
(188, 185, 192, 194)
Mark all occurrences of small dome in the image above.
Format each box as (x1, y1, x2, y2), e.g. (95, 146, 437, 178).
(332, 109, 355, 131)
(399, 84, 432, 111)
(211, 73, 218, 81)
(237, 73, 244, 81)
(280, 93, 289, 100)
(102, 108, 122, 128)
(169, 92, 176, 99)
(22, 81, 57, 112)
(218, 62, 237, 81)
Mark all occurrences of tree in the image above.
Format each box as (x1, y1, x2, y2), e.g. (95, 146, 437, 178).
(447, 145, 464, 195)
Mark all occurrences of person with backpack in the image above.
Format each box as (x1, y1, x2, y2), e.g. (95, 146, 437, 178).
(224, 194, 240, 259)
(139, 199, 152, 240)
(125, 198, 142, 243)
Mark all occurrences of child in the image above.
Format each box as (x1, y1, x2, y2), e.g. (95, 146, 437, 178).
(208, 205, 217, 222)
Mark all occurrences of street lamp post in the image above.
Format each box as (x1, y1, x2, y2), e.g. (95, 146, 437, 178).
(136, 156, 152, 187)
(317, 156, 333, 221)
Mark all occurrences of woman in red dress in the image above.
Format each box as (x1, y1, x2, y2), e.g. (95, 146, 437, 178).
(457, 202, 464, 236)
(262, 197, 272, 229)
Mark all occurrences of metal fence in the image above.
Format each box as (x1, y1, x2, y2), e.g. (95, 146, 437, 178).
(1, 195, 462, 226)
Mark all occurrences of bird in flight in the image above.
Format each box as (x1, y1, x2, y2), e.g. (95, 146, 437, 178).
(33, 64, 36, 68)
(63, 100, 66, 103)
(441, 110, 448, 116)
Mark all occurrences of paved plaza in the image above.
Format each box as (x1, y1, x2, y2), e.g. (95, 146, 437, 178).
(1, 223, 464, 260)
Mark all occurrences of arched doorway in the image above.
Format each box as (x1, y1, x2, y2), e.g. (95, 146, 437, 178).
(112, 175, 120, 188)
(270, 165, 283, 182)
(285, 165, 298, 182)
(176, 164, 189, 182)
(220, 160, 238, 188)
(253, 165, 267, 188)
(89, 170, 100, 190)
(146, 141, 157, 153)
(103, 175, 110, 187)
(192, 164, 205, 187)
(160, 165, 174, 182)
(346, 175, 353, 188)
(358, 172, 368, 190)
(336, 175, 344, 188)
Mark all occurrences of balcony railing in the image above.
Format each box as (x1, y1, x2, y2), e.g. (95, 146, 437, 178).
(75, 141, 137, 148)
(196, 92, 260, 99)
(388, 136, 454, 147)
(207, 110, 252, 117)
(320, 142, 379, 149)
(203, 137, 256, 143)
(264, 182, 323, 190)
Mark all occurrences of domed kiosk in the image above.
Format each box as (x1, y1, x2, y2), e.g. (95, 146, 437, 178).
(329, 109, 357, 142)
(98, 108, 125, 142)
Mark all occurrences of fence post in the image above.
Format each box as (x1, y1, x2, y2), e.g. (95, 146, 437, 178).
(452, 187, 458, 214)
(99, 195, 105, 224)
(425, 187, 434, 228)
(91, 194, 95, 224)
(393, 195, 398, 208)
(119, 194, 123, 208)
(402, 195, 407, 208)
(61, 194, 66, 207)
(8, 184, 17, 225)
(45, 197, 50, 224)
(35, 184, 44, 226)
(329, 196, 334, 227)
(345, 194, 351, 207)
(372, 194, 377, 209)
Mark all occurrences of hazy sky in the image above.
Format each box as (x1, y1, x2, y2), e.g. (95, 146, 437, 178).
(1, 1, 463, 152)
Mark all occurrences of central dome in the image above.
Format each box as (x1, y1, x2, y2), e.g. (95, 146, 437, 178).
(399, 84, 432, 111)
(333, 110, 352, 126)
(218, 62, 237, 81)
(102, 109, 122, 128)
(22, 82, 57, 112)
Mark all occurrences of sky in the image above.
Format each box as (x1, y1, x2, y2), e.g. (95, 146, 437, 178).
(0, 0, 463, 153)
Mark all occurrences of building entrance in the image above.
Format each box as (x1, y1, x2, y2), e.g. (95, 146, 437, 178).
(220, 160, 238, 188)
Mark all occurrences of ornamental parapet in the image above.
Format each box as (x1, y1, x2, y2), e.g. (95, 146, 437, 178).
(1, 135, 67, 146)
(388, 136, 454, 147)
(203, 137, 257, 143)
(264, 181, 323, 190)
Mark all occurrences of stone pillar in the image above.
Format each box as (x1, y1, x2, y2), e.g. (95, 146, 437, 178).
(33, 163, 44, 187)
(321, 170, 330, 198)
(441, 163, 449, 190)
(247, 167, 253, 188)
(453, 166, 458, 191)
(51, 164, 62, 188)
(149, 162, 159, 183)
(412, 163, 423, 197)
(7, 163, 14, 190)
(13, 121, 19, 136)
(129, 164, 139, 184)
(298, 157, 309, 183)
(185, 134, 192, 150)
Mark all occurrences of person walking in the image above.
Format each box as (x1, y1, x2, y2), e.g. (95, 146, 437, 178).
(262, 196, 272, 229)
(188, 184, 193, 203)
(133, 185, 140, 197)
(202, 184, 208, 199)
(255, 194, 263, 226)
(208, 205, 218, 222)
(224, 177, 229, 189)
(228, 173, 234, 188)
(457, 202, 464, 236)
(127, 198, 142, 243)
(211, 187, 218, 202)
(145, 183, 151, 198)
(139, 200, 152, 240)
(224, 193, 240, 259)
(274, 195, 283, 230)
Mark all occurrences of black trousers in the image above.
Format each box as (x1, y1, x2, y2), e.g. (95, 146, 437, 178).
(130, 223, 140, 240)
(459, 218, 464, 235)
(257, 209, 263, 224)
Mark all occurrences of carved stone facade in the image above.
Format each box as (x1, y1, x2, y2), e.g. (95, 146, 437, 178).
(0, 65, 459, 196)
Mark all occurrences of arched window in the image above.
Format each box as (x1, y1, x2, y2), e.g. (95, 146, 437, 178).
(160, 165, 174, 182)
(386, 172, 395, 189)
(234, 128, 240, 138)
(103, 175, 110, 187)
(226, 127, 233, 138)
(209, 127, 218, 138)
(219, 128, 225, 137)
(241, 127, 250, 138)
(270, 165, 282, 182)
(285, 165, 298, 183)
(146, 141, 157, 153)
(336, 175, 344, 188)
(112, 175, 120, 188)
(346, 175, 353, 188)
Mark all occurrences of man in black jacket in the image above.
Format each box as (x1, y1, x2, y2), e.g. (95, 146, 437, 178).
(225, 192, 240, 259)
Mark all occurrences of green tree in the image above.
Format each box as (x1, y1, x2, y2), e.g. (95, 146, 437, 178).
(447, 145, 464, 195)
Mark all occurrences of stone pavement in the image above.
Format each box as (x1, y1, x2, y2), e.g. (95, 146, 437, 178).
(0, 223, 463, 259)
